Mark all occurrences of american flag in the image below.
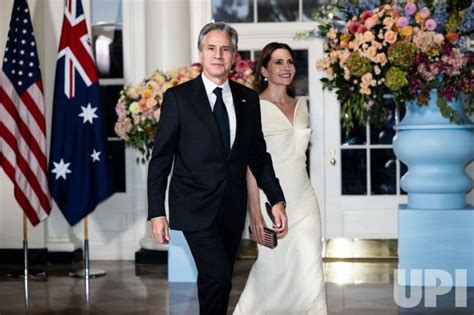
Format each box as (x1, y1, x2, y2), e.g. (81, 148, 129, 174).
(0, 0, 51, 226)
(49, 0, 113, 226)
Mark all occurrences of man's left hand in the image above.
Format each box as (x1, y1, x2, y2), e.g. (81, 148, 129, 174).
(271, 203, 288, 238)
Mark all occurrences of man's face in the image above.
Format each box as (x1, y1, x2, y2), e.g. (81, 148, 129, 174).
(199, 30, 235, 85)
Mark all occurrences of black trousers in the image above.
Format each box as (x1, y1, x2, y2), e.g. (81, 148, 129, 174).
(183, 210, 243, 315)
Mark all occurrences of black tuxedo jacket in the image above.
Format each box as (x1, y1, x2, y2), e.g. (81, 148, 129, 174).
(147, 75, 285, 232)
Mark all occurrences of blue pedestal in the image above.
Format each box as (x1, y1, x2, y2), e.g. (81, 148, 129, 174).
(168, 229, 197, 282)
(398, 204, 474, 287)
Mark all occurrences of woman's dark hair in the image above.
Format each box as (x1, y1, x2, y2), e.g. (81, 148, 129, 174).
(253, 42, 296, 97)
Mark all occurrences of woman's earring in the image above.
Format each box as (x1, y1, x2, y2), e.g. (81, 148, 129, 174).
(263, 77, 268, 82)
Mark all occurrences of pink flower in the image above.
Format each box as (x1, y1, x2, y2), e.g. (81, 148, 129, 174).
(364, 16, 378, 30)
(397, 17, 409, 27)
(404, 3, 417, 15)
(235, 60, 248, 73)
(234, 53, 242, 63)
(357, 25, 368, 33)
(419, 7, 430, 19)
(348, 22, 361, 34)
(115, 102, 126, 116)
(360, 10, 373, 21)
(425, 19, 437, 31)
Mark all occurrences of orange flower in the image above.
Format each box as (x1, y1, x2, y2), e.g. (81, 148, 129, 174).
(170, 78, 179, 86)
(383, 17, 395, 29)
(400, 26, 414, 38)
(366, 46, 378, 60)
(359, 84, 371, 95)
(446, 32, 459, 44)
(142, 89, 153, 99)
(375, 53, 387, 65)
(415, 12, 424, 26)
(384, 30, 398, 44)
(138, 99, 148, 111)
(340, 34, 350, 49)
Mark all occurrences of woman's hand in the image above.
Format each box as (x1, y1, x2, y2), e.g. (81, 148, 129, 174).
(250, 210, 268, 245)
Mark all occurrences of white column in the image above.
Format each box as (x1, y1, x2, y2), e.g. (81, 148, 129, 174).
(137, 0, 191, 252)
(144, 0, 191, 72)
(137, 161, 168, 251)
(46, 209, 81, 252)
(189, 0, 212, 61)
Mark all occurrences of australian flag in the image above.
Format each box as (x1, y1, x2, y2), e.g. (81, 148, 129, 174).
(49, 0, 113, 226)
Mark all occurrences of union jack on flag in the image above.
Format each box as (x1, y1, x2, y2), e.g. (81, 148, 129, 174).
(49, 0, 113, 226)
(0, 0, 51, 225)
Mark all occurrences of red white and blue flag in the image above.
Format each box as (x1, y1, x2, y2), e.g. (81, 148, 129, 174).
(49, 0, 113, 225)
(0, 0, 51, 226)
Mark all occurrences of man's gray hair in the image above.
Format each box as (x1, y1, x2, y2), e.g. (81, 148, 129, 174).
(197, 22, 238, 52)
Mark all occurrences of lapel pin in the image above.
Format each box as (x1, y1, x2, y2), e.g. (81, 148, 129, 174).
(242, 99, 246, 103)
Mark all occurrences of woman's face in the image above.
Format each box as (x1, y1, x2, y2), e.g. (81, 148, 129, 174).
(261, 48, 295, 87)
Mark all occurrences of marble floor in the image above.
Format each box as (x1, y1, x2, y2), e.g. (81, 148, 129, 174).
(0, 259, 473, 314)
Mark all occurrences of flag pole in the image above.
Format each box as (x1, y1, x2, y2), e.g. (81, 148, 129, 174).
(69, 216, 106, 279)
(83, 217, 91, 307)
(23, 214, 29, 310)
(23, 214, 29, 279)
(7, 215, 46, 282)
(84, 216, 90, 278)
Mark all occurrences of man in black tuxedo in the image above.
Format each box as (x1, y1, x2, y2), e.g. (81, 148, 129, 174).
(147, 22, 287, 315)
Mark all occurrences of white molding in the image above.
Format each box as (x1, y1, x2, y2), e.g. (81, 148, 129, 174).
(47, 238, 80, 252)
(99, 78, 125, 85)
(190, 0, 213, 62)
(122, 0, 146, 84)
(46, 207, 81, 252)
(233, 22, 319, 41)
(89, 242, 140, 260)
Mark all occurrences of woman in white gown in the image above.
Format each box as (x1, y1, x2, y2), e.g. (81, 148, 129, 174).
(234, 42, 327, 315)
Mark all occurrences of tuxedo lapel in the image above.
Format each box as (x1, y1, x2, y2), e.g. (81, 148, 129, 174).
(229, 81, 246, 159)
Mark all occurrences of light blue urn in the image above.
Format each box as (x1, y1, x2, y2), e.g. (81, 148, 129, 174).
(393, 90, 474, 209)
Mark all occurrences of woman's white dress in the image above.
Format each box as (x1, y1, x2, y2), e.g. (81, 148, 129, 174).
(234, 97, 327, 315)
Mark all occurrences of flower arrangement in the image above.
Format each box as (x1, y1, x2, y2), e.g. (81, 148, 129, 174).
(315, 0, 474, 134)
(229, 53, 255, 87)
(114, 55, 255, 162)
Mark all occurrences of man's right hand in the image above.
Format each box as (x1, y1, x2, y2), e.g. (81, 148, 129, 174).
(151, 217, 170, 244)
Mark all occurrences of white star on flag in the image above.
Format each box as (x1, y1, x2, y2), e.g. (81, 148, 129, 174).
(91, 149, 101, 162)
(78, 103, 98, 124)
(51, 159, 72, 180)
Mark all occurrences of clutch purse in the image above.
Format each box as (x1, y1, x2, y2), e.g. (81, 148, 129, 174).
(248, 226, 277, 249)
(248, 202, 278, 249)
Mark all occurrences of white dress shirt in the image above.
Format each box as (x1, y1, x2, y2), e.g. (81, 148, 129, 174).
(201, 73, 237, 148)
